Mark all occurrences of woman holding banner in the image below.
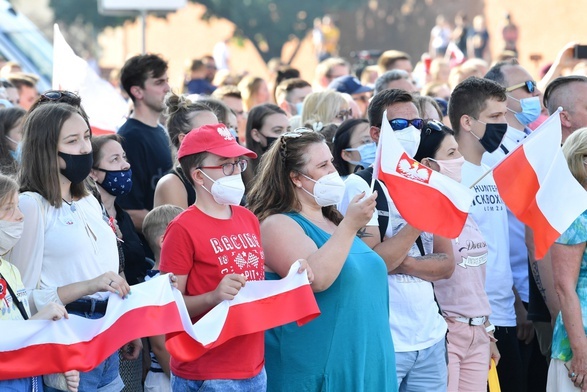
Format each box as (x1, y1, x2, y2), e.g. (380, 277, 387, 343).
(248, 128, 397, 391)
(549, 127, 587, 392)
(9, 102, 131, 391)
(414, 119, 498, 391)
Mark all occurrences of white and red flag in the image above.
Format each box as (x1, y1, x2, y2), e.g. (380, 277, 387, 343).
(492, 109, 587, 259)
(166, 261, 320, 362)
(372, 111, 474, 238)
(53, 24, 128, 135)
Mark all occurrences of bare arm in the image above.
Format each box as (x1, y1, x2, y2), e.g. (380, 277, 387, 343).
(126, 209, 149, 232)
(154, 174, 190, 209)
(148, 335, 171, 377)
(56, 271, 130, 305)
(391, 235, 454, 281)
(552, 242, 587, 387)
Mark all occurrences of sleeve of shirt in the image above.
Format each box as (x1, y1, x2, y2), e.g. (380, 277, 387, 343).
(9, 194, 61, 313)
(339, 174, 378, 226)
(117, 132, 147, 211)
(159, 219, 195, 276)
(556, 211, 587, 245)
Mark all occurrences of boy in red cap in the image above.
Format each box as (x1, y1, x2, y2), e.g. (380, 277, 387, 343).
(160, 123, 266, 390)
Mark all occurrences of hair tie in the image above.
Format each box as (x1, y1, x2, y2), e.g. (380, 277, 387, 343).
(313, 121, 324, 132)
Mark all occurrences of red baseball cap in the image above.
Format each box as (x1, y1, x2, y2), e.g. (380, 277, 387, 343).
(177, 123, 257, 159)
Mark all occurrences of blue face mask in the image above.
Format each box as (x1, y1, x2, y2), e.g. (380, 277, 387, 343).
(95, 168, 133, 196)
(295, 102, 304, 117)
(508, 96, 541, 125)
(345, 142, 376, 168)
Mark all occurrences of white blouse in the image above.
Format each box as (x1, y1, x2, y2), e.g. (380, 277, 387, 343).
(8, 192, 118, 312)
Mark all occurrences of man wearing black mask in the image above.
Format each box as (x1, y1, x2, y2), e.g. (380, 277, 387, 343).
(449, 77, 523, 392)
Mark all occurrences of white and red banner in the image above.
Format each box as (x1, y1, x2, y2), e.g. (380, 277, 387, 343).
(493, 109, 587, 259)
(53, 24, 128, 135)
(166, 261, 320, 362)
(373, 111, 474, 238)
(0, 262, 319, 379)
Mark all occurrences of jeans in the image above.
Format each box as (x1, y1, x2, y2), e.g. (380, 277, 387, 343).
(0, 376, 43, 391)
(44, 307, 124, 392)
(395, 338, 448, 392)
(171, 367, 266, 392)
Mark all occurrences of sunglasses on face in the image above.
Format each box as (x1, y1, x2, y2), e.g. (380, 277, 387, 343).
(505, 80, 536, 94)
(336, 108, 353, 121)
(389, 118, 424, 131)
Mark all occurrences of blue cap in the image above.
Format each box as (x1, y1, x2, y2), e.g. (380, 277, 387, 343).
(328, 75, 373, 95)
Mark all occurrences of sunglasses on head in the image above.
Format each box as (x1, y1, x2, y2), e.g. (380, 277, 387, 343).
(389, 118, 424, 131)
(505, 80, 536, 94)
(281, 127, 314, 139)
(39, 90, 80, 104)
(422, 120, 445, 136)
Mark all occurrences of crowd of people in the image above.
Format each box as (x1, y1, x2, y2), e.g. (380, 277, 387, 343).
(1, 10, 587, 392)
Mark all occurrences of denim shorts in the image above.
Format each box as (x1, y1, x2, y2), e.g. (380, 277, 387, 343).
(43, 307, 124, 392)
(171, 367, 266, 392)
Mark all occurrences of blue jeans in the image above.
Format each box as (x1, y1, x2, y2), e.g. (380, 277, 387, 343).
(0, 376, 43, 391)
(171, 367, 266, 392)
(44, 307, 124, 392)
(395, 338, 448, 392)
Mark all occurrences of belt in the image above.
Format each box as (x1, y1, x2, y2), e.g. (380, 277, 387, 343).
(149, 367, 164, 373)
(66, 299, 108, 315)
(455, 316, 486, 326)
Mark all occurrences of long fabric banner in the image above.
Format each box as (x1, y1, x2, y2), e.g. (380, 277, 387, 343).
(0, 262, 318, 379)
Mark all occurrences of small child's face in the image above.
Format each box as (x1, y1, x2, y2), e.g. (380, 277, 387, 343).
(0, 192, 23, 223)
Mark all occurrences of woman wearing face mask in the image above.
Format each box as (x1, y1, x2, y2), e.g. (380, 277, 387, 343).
(9, 103, 132, 391)
(243, 104, 289, 192)
(0, 173, 80, 392)
(89, 135, 145, 286)
(159, 123, 311, 391)
(248, 129, 397, 392)
(332, 118, 375, 178)
(154, 93, 219, 209)
(0, 106, 26, 175)
(414, 120, 499, 392)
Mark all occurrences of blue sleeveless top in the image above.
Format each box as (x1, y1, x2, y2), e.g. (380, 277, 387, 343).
(265, 212, 397, 392)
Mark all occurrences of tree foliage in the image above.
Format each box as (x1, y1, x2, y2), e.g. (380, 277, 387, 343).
(48, 0, 367, 62)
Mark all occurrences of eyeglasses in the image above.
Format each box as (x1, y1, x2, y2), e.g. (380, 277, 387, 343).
(422, 120, 445, 136)
(198, 158, 248, 176)
(505, 80, 536, 94)
(39, 90, 81, 104)
(389, 118, 424, 131)
(336, 108, 353, 121)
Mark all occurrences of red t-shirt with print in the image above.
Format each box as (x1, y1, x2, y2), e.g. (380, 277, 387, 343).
(160, 205, 265, 380)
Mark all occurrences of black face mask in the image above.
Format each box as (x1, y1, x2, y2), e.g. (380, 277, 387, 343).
(473, 121, 508, 153)
(262, 136, 278, 153)
(58, 151, 93, 184)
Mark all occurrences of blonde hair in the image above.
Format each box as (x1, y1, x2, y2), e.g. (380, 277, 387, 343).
(142, 204, 184, 259)
(0, 174, 18, 210)
(238, 75, 266, 111)
(301, 90, 346, 126)
(563, 127, 587, 187)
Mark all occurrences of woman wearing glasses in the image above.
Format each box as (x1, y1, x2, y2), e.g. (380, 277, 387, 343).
(413, 120, 498, 392)
(159, 123, 311, 391)
(248, 129, 397, 392)
(9, 103, 132, 391)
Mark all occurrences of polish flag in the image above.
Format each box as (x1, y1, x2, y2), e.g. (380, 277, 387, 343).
(53, 24, 129, 135)
(493, 109, 587, 259)
(166, 261, 320, 362)
(0, 275, 186, 379)
(372, 111, 474, 238)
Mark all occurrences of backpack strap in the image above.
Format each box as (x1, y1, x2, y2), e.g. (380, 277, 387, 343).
(355, 167, 389, 241)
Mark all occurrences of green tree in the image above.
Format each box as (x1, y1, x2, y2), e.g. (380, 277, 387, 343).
(49, 0, 366, 63)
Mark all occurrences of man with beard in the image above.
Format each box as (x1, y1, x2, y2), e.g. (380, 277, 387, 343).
(117, 54, 172, 253)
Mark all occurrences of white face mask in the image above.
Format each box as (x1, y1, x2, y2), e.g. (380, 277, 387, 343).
(301, 171, 346, 207)
(395, 125, 421, 157)
(200, 171, 245, 206)
(0, 220, 23, 255)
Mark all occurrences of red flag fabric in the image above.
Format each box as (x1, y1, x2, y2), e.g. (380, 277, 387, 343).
(492, 110, 587, 259)
(372, 111, 474, 238)
(166, 261, 320, 362)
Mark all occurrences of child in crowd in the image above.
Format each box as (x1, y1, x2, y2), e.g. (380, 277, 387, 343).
(0, 173, 79, 391)
(142, 204, 184, 392)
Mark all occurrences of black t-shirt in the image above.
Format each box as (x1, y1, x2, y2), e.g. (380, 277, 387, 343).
(117, 118, 173, 211)
(116, 203, 148, 285)
(170, 166, 196, 206)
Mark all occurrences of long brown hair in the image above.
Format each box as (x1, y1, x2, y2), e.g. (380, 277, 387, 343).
(19, 103, 90, 207)
(248, 129, 343, 224)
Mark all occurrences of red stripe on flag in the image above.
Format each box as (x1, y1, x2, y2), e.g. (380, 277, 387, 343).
(378, 171, 468, 238)
(166, 284, 320, 362)
(91, 125, 116, 135)
(493, 146, 559, 259)
(0, 302, 184, 379)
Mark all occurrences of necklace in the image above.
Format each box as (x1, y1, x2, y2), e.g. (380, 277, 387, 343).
(62, 198, 76, 212)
